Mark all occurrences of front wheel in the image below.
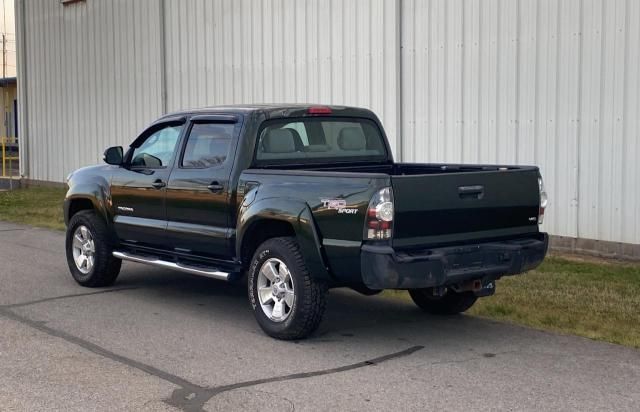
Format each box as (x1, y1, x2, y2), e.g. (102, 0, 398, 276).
(65, 210, 121, 287)
(408, 288, 478, 315)
(248, 237, 327, 340)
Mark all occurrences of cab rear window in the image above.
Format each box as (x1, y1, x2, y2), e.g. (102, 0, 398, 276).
(255, 118, 387, 164)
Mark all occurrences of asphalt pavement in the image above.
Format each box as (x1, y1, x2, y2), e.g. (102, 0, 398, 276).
(1, 221, 639, 411)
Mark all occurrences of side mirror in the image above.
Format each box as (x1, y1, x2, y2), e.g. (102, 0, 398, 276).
(103, 146, 124, 165)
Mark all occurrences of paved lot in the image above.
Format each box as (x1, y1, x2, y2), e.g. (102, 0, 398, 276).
(1, 221, 639, 411)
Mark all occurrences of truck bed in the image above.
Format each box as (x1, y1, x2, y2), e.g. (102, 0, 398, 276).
(249, 162, 542, 249)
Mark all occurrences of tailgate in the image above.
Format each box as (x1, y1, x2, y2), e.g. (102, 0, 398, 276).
(391, 168, 541, 248)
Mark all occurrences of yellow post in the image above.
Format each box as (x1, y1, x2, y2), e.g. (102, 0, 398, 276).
(1, 137, 5, 177)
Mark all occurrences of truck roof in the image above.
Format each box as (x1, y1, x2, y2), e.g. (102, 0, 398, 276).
(157, 104, 377, 122)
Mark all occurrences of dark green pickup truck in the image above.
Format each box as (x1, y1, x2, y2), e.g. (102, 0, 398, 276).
(64, 104, 548, 339)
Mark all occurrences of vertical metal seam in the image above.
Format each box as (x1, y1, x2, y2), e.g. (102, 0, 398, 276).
(461, 0, 466, 161)
(201, 0, 208, 105)
(330, 0, 335, 103)
(443, 0, 448, 160)
(132, 3, 138, 129)
(89, 0, 97, 164)
(477, 0, 482, 163)
(428, 0, 432, 161)
(17, 0, 29, 177)
(553, 0, 562, 233)
(620, 0, 630, 241)
(58, 0, 66, 172)
(533, 0, 540, 165)
(637, 0, 640, 243)
(576, 0, 585, 239)
(396, 0, 403, 161)
(515, 0, 521, 164)
(597, 0, 606, 240)
(496, 0, 501, 162)
(411, 0, 416, 161)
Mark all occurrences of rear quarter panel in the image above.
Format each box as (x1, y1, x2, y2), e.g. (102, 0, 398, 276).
(238, 170, 389, 283)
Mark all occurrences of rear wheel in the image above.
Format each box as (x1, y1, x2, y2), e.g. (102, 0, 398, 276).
(65, 210, 121, 287)
(248, 237, 327, 340)
(408, 288, 478, 315)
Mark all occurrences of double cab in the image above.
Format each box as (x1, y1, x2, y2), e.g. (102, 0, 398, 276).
(64, 105, 548, 339)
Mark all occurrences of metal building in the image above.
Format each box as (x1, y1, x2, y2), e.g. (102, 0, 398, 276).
(16, 0, 640, 256)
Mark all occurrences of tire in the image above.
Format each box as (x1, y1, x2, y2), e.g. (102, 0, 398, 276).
(408, 288, 478, 315)
(248, 237, 327, 340)
(65, 210, 122, 287)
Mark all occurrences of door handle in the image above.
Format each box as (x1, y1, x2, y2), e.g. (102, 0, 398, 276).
(151, 179, 166, 189)
(207, 182, 224, 193)
(458, 185, 484, 199)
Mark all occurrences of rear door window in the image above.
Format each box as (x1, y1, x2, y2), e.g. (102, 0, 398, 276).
(181, 123, 235, 168)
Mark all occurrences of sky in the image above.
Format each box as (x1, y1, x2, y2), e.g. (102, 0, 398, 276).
(0, 0, 15, 78)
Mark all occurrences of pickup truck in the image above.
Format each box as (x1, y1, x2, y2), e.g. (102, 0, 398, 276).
(64, 104, 548, 340)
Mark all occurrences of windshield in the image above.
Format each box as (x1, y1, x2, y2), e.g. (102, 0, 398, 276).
(255, 118, 387, 164)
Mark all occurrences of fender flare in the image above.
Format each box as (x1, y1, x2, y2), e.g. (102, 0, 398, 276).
(64, 180, 111, 227)
(236, 197, 330, 281)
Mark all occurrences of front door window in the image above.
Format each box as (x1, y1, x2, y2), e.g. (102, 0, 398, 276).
(130, 125, 182, 168)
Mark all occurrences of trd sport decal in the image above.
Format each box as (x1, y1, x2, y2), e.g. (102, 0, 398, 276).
(320, 199, 358, 214)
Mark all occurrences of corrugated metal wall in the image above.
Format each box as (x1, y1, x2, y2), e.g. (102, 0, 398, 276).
(17, 0, 164, 183)
(162, 0, 400, 152)
(16, 0, 640, 245)
(401, 0, 640, 244)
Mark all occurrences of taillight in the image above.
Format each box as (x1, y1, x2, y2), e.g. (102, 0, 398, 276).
(365, 187, 394, 240)
(538, 177, 548, 224)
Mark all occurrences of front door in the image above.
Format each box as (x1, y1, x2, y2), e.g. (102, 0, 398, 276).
(164, 115, 241, 258)
(110, 119, 185, 246)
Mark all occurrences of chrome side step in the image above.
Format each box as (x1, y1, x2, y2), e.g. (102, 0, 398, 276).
(113, 251, 230, 281)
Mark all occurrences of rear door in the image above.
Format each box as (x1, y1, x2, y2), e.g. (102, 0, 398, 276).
(391, 167, 541, 248)
(164, 115, 241, 258)
(110, 119, 185, 245)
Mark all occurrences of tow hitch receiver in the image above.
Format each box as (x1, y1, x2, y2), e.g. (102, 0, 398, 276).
(453, 279, 496, 297)
(474, 280, 495, 297)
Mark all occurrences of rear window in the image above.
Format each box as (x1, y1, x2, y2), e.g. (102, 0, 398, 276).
(255, 118, 387, 164)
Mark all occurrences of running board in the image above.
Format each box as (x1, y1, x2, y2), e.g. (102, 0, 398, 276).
(113, 251, 230, 281)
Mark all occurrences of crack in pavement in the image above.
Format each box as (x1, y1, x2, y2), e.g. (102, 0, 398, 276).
(166, 345, 425, 412)
(3, 287, 141, 309)
(0, 304, 423, 412)
(0, 305, 203, 393)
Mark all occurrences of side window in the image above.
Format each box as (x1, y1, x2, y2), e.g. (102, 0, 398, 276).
(130, 125, 182, 168)
(181, 123, 234, 168)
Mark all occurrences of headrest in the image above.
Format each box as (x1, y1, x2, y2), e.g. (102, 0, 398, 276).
(203, 126, 231, 139)
(284, 128, 305, 151)
(337, 127, 366, 151)
(262, 129, 297, 153)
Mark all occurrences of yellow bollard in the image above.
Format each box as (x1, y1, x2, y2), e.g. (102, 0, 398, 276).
(1, 136, 5, 177)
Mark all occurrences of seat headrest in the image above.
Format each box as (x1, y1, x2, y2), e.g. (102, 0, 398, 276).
(262, 129, 297, 153)
(204, 126, 231, 138)
(284, 128, 305, 151)
(337, 127, 366, 151)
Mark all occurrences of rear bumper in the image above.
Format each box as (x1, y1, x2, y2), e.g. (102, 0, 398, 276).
(360, 233, 548, 289)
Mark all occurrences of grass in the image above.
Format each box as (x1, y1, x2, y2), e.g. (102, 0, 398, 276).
(385, 255, 640, 349)
(0, 186, 66, 230)
(1, 187, 639, 349)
